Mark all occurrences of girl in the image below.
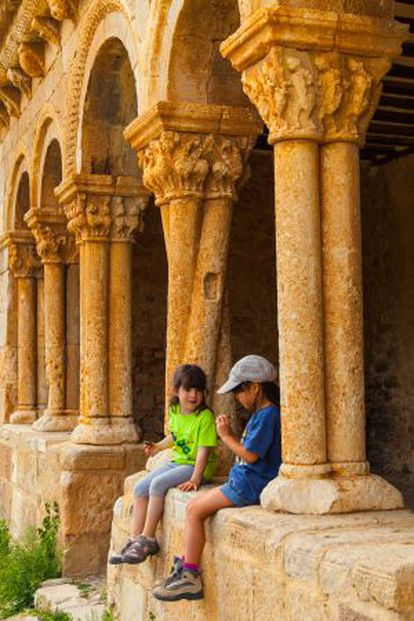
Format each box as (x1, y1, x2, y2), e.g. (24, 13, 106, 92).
(109, 364, 217, 565)
(153, 354, 281, 601)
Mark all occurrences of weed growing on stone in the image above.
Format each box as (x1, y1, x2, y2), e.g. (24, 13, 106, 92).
(74, 581, 93, 599)
(32, 609, 73, 621)
(0, 502, 62, 618)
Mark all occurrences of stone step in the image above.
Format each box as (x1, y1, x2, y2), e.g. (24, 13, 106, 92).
(33, 576, 107, 620)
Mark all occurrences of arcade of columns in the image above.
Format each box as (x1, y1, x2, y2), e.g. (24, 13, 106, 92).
(2, 4, 407, 519)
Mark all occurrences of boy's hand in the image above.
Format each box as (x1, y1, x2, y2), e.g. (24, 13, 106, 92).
(216, 415, 233, 440)
(143, 441, 157, 457)
(177, 479, 200, 492)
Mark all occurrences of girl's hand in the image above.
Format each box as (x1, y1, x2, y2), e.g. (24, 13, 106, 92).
(143, 441, 157, 457)
(216, 415, 233, 440)
(177, 479, 200, 492)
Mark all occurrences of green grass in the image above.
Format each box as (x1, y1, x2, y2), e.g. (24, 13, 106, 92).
(0, 502, 62, 618)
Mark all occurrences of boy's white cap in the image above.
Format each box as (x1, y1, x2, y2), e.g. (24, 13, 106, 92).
(217, 355, 277, 394)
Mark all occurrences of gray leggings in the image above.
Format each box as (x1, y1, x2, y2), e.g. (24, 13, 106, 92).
(133, 462, 194, 498)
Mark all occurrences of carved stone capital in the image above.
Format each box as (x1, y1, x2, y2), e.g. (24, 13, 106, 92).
(64, 193, 112, 243)
(0, 87, 21, 118)
(138, 132, 211, 206)
(7, 68, 31, 99)
(31, 16, 60, 47)
(222, 6, 407, 145)
(8, 241, 41, 278)
(126, 102, 260, 204)
(18, 42, 45, 78)
(110, 195, 149, 242)
(0, 104, 10, 130)
(241, 48, 391, 144)
(55, 174, 147, 243)
(25, 208, 74, 263)
(46, 0, 77, 21)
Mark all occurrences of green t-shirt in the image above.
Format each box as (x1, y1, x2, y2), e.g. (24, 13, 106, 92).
(169, 404, 217, 481)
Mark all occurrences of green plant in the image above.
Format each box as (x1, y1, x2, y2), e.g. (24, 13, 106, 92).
(0, 502, 62, 618)
(32, 609, 73, 621)
(74, 581, 93, 599)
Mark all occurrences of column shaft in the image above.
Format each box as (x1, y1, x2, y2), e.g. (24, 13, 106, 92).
(79, 240, 109, 422)
(275, 140, 328, 473)
(321, 141, 367, 473)
(185, 197, 233, 385)
(109, 242, 132, 418)
(44, 263, 66, 412)
(13, 276, 37, 422)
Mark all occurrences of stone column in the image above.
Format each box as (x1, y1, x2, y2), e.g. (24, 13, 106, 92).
(7, 234, 40, 424)
(109, 190, 148, 428)
(56, 174, 144, 445)
(25, 208, 78, 431)
(125, 103, 260, 422)
(222, 5, 406, 513)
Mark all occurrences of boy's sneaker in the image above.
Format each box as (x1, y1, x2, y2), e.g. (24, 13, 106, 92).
(108, 538, 135, 565)
(154, 556, 183, 588)
(152, 567, 203, 601)
(122, 535, 160, 564)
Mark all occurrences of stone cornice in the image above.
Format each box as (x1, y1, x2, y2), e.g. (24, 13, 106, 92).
(221, 7, 408, 73)
(124, 102, 262, 154)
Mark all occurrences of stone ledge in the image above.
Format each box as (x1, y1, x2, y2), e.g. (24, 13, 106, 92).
(108, 478, 414, 621)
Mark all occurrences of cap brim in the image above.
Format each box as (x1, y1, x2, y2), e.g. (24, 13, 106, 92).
(216, 378, 239, 394)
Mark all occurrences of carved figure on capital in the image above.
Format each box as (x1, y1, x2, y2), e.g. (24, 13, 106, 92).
(46, 0, 77, 21)
(206, 136, 254, 199)
(7, 68, 31, 99)
(8, 243, 41, 278)
(31, 16, 61, 47)
(0, 87, 21, 118)
(65, 193, 112, 242)
(110, 195, 148, 242)
(138, 132, 211, 205)
(30, 224, 70, 264)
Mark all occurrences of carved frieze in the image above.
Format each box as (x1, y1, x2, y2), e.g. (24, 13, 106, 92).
(31, 16, 60, 47)
(6, 67, 31, 98)
(241, 47, 391, 145)
(0, 86, 21, 117)
(18, 42, 45, 78)
(8, 242, 41, 278)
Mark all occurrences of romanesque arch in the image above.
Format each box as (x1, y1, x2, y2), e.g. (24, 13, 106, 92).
(31, 107, 62, 209)
(62, 0, 136, 176)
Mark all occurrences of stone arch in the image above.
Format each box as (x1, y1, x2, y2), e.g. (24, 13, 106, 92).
(31, 106, 62, 208)
(143, 0, 249, 109)
(79, 36, 138, 175)
(62, 0, 138, 176)
(6, 153, 30, 231)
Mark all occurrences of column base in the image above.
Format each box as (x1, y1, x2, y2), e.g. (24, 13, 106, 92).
(71, 417, 141, 445)
(260, 474, 404, 515)
(32, 410, 79, 432)
(10, 408, 37, 424)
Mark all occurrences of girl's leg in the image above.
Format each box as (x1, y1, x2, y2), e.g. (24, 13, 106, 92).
(142, 464, 195, 539)
(130, 497, 149, 538)
(131, 463, 177, 539)
(184, 487, 235, 565)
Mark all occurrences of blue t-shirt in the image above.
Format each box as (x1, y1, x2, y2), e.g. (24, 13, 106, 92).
(227, 405, 281, 504)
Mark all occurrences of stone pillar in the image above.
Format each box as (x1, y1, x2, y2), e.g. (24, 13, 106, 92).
(56, 174, 146, 445)
(125, 103, 260, 421)
(109, 193, 148, 424)
(25, 208, 78, 431)
(222, 5, 406, 512)
(7, 234, 40, 424)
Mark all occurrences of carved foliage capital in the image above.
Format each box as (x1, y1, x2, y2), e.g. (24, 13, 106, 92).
(30, 222, 73, 264)
(111, 195, 148, 242)
(8, 243, 41, 278)
(242, 47, 390, 144)
(46, 0, 77, 21)
(138, 131, 254, 204)
(31, 16, 61, 47)
(64, 193, 112, 242)
(18, 42, 45, 78)
(0, 87, 21, 118)
(7, 68, 31, 99)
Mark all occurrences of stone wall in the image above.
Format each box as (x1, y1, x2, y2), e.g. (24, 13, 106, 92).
(362, 154, 414, 502)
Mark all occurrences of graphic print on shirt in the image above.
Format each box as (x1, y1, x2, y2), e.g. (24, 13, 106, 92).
(236, 426, 248, 465)
(171, 431, 192, 455)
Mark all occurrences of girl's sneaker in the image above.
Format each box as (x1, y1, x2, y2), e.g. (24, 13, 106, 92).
(152, 567, 203, 601)
(154, 556, 183, 588)
(108, 538, 135, 565)
(122, 535, 160, 564)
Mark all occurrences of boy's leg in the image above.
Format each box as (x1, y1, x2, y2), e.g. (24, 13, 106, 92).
(184, 487, 235, 565)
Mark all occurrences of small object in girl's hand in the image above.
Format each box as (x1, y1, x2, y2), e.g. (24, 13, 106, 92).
(143, 440, 153, 446)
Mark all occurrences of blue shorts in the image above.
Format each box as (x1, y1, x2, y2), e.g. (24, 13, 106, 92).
(220, 481, 255, 507)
